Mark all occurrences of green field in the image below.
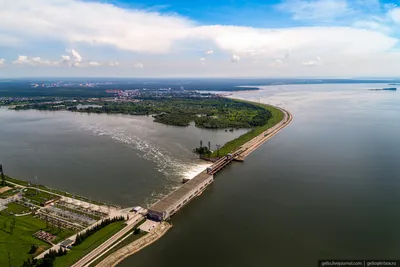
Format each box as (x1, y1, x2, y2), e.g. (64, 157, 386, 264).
(212, 102, 284, 157)
(0, 214, 74, 267)
(23, 188, 59, 205)
(54, 221, 125, 267)
(5, 202, 31, 214)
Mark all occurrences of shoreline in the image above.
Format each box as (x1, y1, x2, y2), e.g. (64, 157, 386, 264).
(96, 103, 293, 266)
(0, 101, 291, 267)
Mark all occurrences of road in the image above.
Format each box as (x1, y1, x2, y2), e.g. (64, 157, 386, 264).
(96, 221, 172, 267)
(71, 212, 144, 267)
(236, 106, 292, 159)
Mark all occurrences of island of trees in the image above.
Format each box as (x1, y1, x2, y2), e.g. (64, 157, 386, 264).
(10, 96, 284, 158)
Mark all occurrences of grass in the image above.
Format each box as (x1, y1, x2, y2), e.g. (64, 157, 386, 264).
(23, 188, 59, 205)
(53, 221, 125, 267)
(6, 202, 31, 214)
(4, 176, 29, 187)
(5, 176, 109, 207)
(0, 214, 73, 267)
(0, 188, 20, 199)
(211, 102, 284, 157)
(88, 231, 147, 267)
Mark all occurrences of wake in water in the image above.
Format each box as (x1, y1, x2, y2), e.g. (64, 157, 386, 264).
(79, 123, 211, 205)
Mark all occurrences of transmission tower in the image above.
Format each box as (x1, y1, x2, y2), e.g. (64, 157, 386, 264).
(35, 176, 39, 195)
(0, 164, 5, 186)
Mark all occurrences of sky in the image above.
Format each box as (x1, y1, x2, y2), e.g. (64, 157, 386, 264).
(1, 0, 400, 77)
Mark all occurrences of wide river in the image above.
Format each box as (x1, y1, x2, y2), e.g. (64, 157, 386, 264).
(1, 83, 400, 266)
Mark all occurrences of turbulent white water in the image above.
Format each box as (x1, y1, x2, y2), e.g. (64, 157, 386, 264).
(80, 123, 212, 183)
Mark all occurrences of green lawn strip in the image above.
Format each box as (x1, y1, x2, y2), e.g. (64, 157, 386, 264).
(54, 221, 125, 267)
(87, 218, 147, 266)
(5, 176, 29, 187)
(88, 231, 147, 267)
(0, 214, 55, 266)
(211, 102, 284, 157)
(6, 202, 31, 214)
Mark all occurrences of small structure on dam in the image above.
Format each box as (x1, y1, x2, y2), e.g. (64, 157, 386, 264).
(148, 172, 213, 221)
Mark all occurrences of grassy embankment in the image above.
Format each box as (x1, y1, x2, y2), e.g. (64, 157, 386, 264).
(53, 220, 125, 267)
(211, 101, 284, 157)
(0, 214, 74, 267)
(88, 218, 147, 267)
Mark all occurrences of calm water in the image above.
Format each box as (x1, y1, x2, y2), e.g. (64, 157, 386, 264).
(0, 109, 248, 206)
(119, 83, 400, 267)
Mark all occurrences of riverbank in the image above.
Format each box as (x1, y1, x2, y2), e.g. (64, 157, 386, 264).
(96, 222, 171, 267)
(234, 105, 292, 160)
(101, 104, 292, 266)
(0, 100, 291, 266)
(210, 100, 285, 157)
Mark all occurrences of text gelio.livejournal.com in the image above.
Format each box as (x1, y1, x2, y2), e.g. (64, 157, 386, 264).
(319, 260, 399, 266)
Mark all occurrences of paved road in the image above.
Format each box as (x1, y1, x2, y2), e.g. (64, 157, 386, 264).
(35, 208, 132, 260)
(71, 213, 144, 267)
(238, 106, 292, 158)
(96, 222, 172, 267)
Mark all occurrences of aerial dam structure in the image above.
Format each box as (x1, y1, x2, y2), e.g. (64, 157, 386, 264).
(148, 106, 292, 222)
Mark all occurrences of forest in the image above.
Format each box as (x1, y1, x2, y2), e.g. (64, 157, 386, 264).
(12, 97, 272, 129)
(74, 98, 271, 129)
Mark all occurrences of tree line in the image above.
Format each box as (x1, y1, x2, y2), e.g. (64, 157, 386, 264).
(73, 216, 125, 246)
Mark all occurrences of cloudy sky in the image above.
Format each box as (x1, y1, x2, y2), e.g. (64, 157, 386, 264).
(1, 0, 400, 77)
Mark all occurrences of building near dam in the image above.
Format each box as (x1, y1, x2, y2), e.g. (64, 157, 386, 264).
(148, 172, 213, 221)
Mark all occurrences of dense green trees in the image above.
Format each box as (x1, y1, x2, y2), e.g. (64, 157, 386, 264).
(21, 247, 67, 267)
(12, 97, 272, 130)
(192, 146, 212, 158)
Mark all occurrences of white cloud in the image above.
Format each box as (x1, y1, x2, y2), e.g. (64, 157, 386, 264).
(88, 61, 101, 67)
(302, 56, 322, 66)
(0, 0, 397, 60)
(12, 49, 120, 68)
(0, 0, 192, 54)
(284, 49, 292, 59)
(134, 63, 144, 68)
(0, 59, 5, 66)
(13, 55, 59, 66)
(231, 54, 241, 63)
(277, 0, 350, 22)
(107, 61, 120, 67)
(67, 49, 83, 63)
(61, 55, 71, 62)
(389, 8, 400, 24)
(192, 26, 397, 58)
(1, 0, 400, 76)
(200, 57, 206, 61)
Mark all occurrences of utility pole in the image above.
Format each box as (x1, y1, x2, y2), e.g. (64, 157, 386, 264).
(0, 164, 5, 186)
(216, 144, 221, 158)
(208, 141, 211, 151)
(35, 176, 39, 195)
(200, 140, 203, 148)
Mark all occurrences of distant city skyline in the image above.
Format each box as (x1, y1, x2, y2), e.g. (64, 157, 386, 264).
(1, 0, 400, 77)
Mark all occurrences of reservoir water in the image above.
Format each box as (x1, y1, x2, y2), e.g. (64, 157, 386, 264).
(119, 83, 400, 267)
(1, 83, 399, 266)
(0, 109, 248, 206)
